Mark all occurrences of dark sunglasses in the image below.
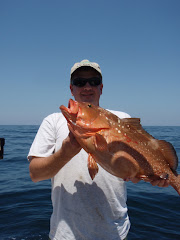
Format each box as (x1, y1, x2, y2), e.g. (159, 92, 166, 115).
(71, 77, 102, 87)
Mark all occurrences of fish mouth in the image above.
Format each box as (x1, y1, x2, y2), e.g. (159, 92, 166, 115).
(60, 99, 110, 137)
(60, 99, 79, 124)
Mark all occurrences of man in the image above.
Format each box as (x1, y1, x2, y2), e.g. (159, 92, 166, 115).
(28, 59, 169, 240)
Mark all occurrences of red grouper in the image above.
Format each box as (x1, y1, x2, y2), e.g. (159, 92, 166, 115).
(60, 99, 180, 195)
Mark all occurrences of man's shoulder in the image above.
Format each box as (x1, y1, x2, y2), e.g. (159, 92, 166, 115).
(45, 112, 63, 120)
(107, 109, 131, 119)
(43, 112, 66, 125)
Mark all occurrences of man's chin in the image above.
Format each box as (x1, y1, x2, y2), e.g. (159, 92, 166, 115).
(80, 95, 94, 102)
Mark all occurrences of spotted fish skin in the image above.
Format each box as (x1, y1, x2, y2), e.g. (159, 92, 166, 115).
(60, 99, 180, 195)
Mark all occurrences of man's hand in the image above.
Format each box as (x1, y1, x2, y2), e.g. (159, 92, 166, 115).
(149, 179, 170, 187)
(125, 176, 170, 187)
(61, 131, 82, 159)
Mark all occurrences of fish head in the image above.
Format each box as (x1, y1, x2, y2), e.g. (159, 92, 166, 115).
(60, 99, 110, 137)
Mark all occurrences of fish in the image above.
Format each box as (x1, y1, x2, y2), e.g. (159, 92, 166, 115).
(60, 99, 180, 195)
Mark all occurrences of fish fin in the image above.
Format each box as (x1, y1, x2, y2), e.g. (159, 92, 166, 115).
(173, 175, 180, 196)
(94, 133, 108, 152)
(87, 154, 99, 180)
(158, 140, 178, 170)
(123, 118, 141, 128)
(123, 118, 155, 138)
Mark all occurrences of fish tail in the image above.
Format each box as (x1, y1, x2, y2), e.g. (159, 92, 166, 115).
(172, 174, 180, 196)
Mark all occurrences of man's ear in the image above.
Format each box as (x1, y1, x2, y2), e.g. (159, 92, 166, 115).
(70, 84, 74, 96)
(100, 84, 103, 95)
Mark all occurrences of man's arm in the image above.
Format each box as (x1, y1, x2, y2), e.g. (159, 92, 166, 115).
(29, 132, 81, 182)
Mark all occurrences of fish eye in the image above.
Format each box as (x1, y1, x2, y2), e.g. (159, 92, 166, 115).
(88, 104, 92, 108)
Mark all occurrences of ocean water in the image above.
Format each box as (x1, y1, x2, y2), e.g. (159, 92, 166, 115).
(0, 125, 180, 240)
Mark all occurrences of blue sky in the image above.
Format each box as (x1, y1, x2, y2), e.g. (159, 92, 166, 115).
(0, 0, 180, 125)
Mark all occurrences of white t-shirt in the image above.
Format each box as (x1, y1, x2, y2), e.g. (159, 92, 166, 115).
(28, 110, 131, 240)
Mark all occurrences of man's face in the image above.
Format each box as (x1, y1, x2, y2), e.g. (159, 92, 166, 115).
(70, 69, 103, 106)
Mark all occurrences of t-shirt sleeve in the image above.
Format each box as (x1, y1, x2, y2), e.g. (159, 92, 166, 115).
(27, 115, 56, 161)
(109, 110, 131, 119)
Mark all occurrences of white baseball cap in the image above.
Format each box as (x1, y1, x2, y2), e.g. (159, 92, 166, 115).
(70, 59, 102, 77)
